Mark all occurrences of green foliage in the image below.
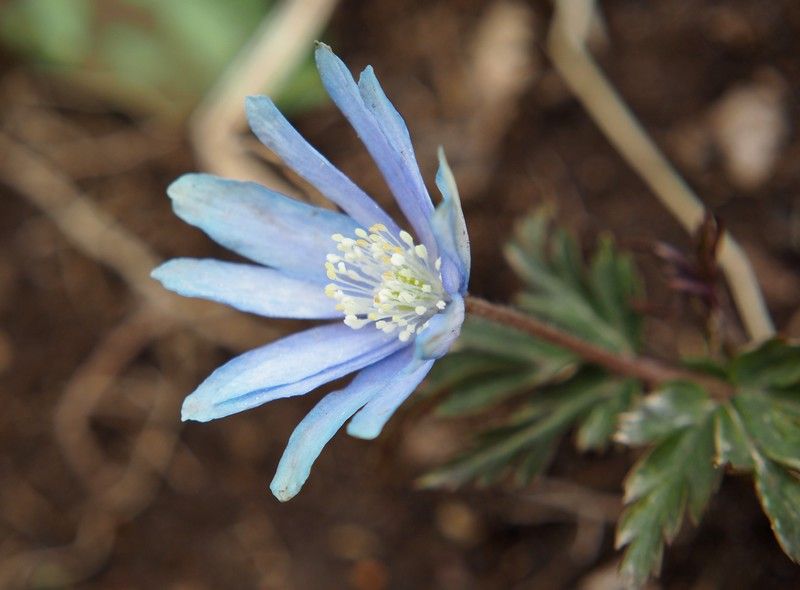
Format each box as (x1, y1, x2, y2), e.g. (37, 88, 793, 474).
(420, 370, 639, 489)
(717, 343, 800, 563)
(421, 210, 644, 488)
(423, 209, 800, 587)
(616, 382, 716, 446)
(615, 384, 720, 587)
(504, 211, 642, 353)
(616, 340, 800, 586)
(425, 316, 577, 417)
(718, 396, 800, 562)
(0, 0, 326, 118)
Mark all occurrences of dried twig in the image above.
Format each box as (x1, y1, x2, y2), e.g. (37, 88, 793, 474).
(546, 0, 774, 342)
(191, 0, 339, 188)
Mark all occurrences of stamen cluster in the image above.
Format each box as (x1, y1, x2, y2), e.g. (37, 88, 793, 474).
(325, 224, 447, 342)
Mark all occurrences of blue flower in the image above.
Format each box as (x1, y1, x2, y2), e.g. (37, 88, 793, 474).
(152, 44, 469, 501)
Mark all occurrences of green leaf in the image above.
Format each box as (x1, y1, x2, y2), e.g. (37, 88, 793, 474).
(721, 400, 800, 565)
(0, 0, 92, 65)
(423, 351, 523, 395)
(617, 482, 684, 583)
(616, 381, 714, 446)
(714, 404, 754, 470)
(517, 291, 630, 353)
(681, 357, 730, 381)
(617, 413, 720, 587)
(457, 315, 577, 365)
(588, 236, 642, 348)
(419, 371, 608, 489)
(436, 367, 542, 416)
(753, 455, 800, 562)
(504, 208, 643, 355)
(550, 227, 585, 293)
(733, 394, 800, 471)
(575, 379, 639, 451)
(732, 339, 800, 391)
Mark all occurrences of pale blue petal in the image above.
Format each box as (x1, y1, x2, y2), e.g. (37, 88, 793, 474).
(168, 173, 356, 283)
(245, 96, 398, 233)
(346, 358, 434, 440)
(357, 66, 435, 242)
(433, 147, 470, 292)
(270, 346, 415, 501)
(439, 253, 464, 297)
(415, 294, 465, 360)
(181, 323, 404, 422)
(151, 258, 339, 319)
(315, 44, 437, 252)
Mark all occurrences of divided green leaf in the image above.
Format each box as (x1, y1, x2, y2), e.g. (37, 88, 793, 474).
(422, 209, 645, 490)
(420, 370, 636, 489)
(616, 393, 720, 588)
(424, 317, 578, 417)
(731, 339, 800, 391)
(753, 455, 800, 562)
(504, 210, 642, 354)
(616, 381, 716, 446)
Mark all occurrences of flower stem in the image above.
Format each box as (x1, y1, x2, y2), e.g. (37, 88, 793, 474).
(465, 296, 734, 400)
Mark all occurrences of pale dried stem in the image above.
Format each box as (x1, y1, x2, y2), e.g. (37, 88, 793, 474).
(191, 0, 339, 189)
(547, 0, 774, 342)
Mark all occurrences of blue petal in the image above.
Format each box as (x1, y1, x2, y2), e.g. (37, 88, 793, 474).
(151, 258, 339, 319)
(415, 294, 465, 360)
(181, 323, 404, 422)
(168, 174, 357, 283)
(314, 44, 437, 252)
(270, 346, 415, 501)
(432, 147, 470, 292)
(346, 357, 434, 440)
(245, 96, 398, 233)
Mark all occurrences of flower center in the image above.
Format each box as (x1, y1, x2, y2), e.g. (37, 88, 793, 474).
(324, 224, 447, 342)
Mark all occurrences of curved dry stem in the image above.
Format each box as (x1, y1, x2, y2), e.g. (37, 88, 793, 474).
(191, 0, 339, 189)
(546, 0, 774, 342)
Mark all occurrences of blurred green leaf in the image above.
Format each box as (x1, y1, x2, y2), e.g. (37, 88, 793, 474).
(714, 387, 800, 563)
(435, 367, 543, 417)
(588, 236, 642, 349)
(274, 56, 328, 116)
(575, 378, 639, 451)
(714, 404, 754, 470)
(0, 0, 92, 65)
(0, 0, 327, 118)
(731, 339, 800, 391)
(733, 394, 800, 471)
(420, 370, 630, 489)
(424, 351, 520, 392)
(753, 455, 800, 563)
(456, 316, 577, 365)
(616, 381, 715, 446)
(423, 208, 643, 488)
(504, 209, 642, 354)
(617, 411, 719, 587)
(426, 314, 579, 417)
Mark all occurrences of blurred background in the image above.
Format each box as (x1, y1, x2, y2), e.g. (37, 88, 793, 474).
(1, 0, 799, 588)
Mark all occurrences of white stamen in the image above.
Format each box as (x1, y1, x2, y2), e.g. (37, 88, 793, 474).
(324, 225, 449, 342)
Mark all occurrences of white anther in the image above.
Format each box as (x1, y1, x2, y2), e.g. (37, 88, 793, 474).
(399, 231, 415, 246)
(324, 226, 447, 343)
(390, 253, 405, 266)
